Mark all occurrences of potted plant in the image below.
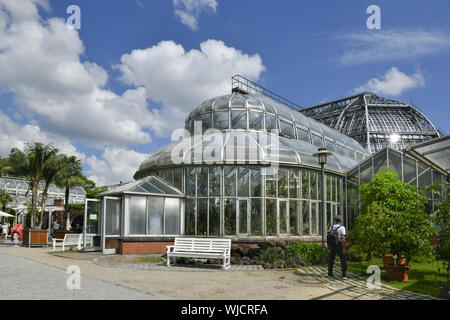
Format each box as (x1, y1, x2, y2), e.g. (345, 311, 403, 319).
(351, 170, 435, 282)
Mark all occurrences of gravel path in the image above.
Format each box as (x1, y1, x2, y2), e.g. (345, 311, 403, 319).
(0, 252, 169, 300)
(0, 247, 352, 300)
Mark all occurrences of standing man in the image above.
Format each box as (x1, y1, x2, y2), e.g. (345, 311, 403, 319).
(327, 215, 348, 279)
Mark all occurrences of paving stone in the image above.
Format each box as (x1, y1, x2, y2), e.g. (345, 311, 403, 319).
(296, 265, 440, 300)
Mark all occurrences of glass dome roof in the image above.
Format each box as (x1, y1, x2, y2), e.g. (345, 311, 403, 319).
(136, 93, 369, 178)
(185, 93, 367, 152)
(302, 92, 443, 153)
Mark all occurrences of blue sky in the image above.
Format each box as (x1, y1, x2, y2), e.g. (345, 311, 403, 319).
(0, 0, 449, 185)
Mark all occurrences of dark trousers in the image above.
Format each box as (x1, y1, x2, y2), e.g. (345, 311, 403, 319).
(328, 242, 347, 277)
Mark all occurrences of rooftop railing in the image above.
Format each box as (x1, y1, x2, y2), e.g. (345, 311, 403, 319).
(231, 75, 303, 111)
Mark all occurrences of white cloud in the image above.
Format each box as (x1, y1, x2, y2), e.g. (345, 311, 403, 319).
(0, 110, 85, 161)
(173, 0, 218, 30)
(0, 0, 267, 186)
(117, 39, 266, 135)
(354, 67, 425, 97)
(86, 148, 148, 186)
(0, 0, 156, 146)
(338, 30, 450, 65)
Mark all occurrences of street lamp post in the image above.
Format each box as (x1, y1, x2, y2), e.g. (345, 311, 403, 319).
(313, 147, 332, 266)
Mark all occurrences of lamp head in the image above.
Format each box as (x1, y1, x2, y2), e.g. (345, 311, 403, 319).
(313, 147, 332, 166)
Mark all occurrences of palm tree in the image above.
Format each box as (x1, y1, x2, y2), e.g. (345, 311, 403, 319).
(8, 143, 58, 229)
(39, 153, 66, 229)
(55, 155, 84, 230)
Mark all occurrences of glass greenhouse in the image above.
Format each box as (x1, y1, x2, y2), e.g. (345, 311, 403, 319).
(0, 176, 86, 207)
(345, 146, 448, 231)
(129, 93, 370, 242)
(301, 92, 443, 153)
(97, 88, 448, 254)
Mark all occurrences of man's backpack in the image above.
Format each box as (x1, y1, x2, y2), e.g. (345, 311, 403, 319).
(327, 225, 343, 248)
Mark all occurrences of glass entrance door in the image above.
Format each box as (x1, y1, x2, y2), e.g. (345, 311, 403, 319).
(237, 199, 249, 235)
(84, 198, 100, 250)
(278, 200, 288, 235)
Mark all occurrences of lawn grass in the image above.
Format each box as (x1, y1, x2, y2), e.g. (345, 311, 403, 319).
(347, 256, 447, 299)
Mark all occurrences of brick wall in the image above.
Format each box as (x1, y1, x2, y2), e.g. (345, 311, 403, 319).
(105, 238, 120, 249)
(119, 241, 174, 254)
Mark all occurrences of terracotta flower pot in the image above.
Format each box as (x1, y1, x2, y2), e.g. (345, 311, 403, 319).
(382, 254, 394, 266)
(385, 264, 410, 282)
(383, 254, 407, 266)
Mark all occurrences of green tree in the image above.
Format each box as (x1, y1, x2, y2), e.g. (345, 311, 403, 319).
(8, 143, 58, 229)
(351, 169, 435, 262)
(0, 158, 10, 174)
(0, 192, 12, 212)
(82, 178, 107, 199)
(55, 155, 85, 230)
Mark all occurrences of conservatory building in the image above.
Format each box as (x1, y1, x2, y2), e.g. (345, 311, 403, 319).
(94, 77, 447, 254)
(97, 92, 372, 254)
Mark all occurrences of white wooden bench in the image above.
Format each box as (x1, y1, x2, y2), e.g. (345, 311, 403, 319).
(166, 238, 231, 270)
(52, 234, 83, 252)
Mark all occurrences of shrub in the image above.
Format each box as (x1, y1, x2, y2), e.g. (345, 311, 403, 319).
(285, 242, 326, 265)
(352, 169, 435, 262)
(260, 248, 282, 264)
(347, 244, 369, 262)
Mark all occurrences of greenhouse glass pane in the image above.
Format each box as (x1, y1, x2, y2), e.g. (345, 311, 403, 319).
(265, 199, 277, 236)
(373, 149, 388, 174)
(231, 110, 247, 129)
(164, 198, 180, 235)
(213, 110, 229, 130)
(129, 196, 146, 235)
(237, 167, 249, 197)
(224, 167, 236, 197)
(337, 144, 346, 156)
(311, 134, 324, 148)
(238, 200, 248, 234)
(289, 200, 300, 235)
(280, 120, 295, 138)
(302, 170, 309, 199)
(296, 127, 310, 143)
(174, 168, 182, 191)
(279, 201, 288, 234)
(250, 168, 262, 197)
(360, 160, 372, 185)
(289, 169, 300, 199)
(197, 167, 208, 197)
(209, 167, 221, 197)
(224, 198, 236, 236)
(302, 201, 310, 235)
(310, 172, 318, 200)
(388, 149, 402, 179)
(105, 199, 120, 235)
(403, 155, 417, 185)
(278, 169, 288, 198)
(248, 111, 263, 130)
(197, 198, 208, 236)
(265, 172, 277, 197)
(209, 198, 220, 236)
(199, 112, 211, 132)
(185, 168, 196, 197)
(325, 140, 336, 152)
(265, 114, 277, 132)
(251, 198, 262, 236)
(311, 202, 318, 235)
(230, 94, 246, 109)
(147, 197, 164, 235)
(185, 198, 195, 236)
